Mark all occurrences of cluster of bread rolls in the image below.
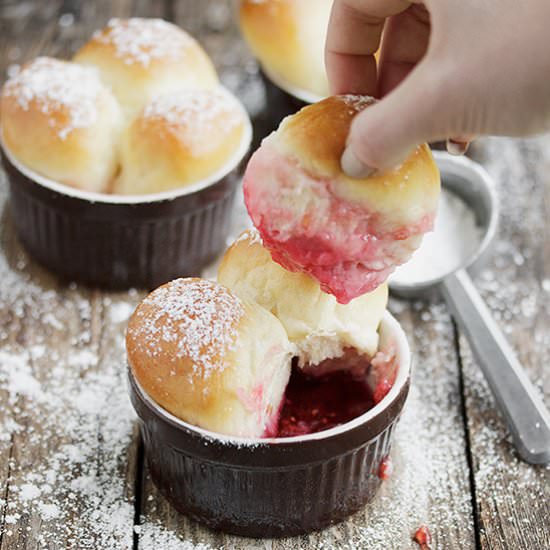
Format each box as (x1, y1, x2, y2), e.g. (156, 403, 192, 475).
(128, 227, 389, 437)
(218, 229, 388, 367)
(0, 18, 249, 196)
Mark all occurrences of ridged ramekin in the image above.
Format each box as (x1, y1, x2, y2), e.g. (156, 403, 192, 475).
(0, 113, 252, 289)
(128, 311, 411, 538)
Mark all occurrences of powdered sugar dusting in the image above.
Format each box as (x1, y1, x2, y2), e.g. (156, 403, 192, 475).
(234, 227, 262, 246)
(2, 57, 103, 140)
(391, 189, 482, 284)
(143, 88, 242, 135)
(95, 18, 194, 67)
(338, 93, 376, 111)
(139, 521, 218, 549)
(130, 279, 244, 378)
(0, 264, 141, 547)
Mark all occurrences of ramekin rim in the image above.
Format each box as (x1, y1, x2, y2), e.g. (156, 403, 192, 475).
(261, 64, 326, 105)
(0, 85, 252, 205)
(129, 310, 411, 447)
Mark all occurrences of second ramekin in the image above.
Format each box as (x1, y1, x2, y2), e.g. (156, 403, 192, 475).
(257, 67, 325, 138)
(128, 311, 411, 538)
(0, 109, 252, 290)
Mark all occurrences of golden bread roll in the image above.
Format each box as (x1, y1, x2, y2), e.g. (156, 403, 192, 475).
(239, 0, 332, 99)
(218, 229, 388, 366)
(243, 95, 441, 304)
(74, 18, 218, 119)
(127, 278, 292, 438)
(0, 57, 122, 193)
(115, 87, 250, 195)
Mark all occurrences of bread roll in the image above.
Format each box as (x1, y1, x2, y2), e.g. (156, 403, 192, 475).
(0, 57, 122, 193)
(115, 87, 250, 195)
(243, 95, 441, 304)
(74, 18, 218, 120)
(127, 278, 292, 438)
(219, 229, 388, 366)
(239, 0, 332, 99)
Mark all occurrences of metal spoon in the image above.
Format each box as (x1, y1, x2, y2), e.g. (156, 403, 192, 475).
(390, 151, 550, 465)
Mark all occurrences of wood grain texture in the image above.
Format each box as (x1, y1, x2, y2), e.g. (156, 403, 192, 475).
(460, 138, 550, 550)
(0, 2, 141, 549)
(0, 1, 547, 549)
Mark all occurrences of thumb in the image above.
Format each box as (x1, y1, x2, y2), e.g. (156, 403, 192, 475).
(341, 60, 457, 176)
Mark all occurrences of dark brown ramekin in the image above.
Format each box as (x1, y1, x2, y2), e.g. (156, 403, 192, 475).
(128, 312, 411, 538)
(261, 71, 308, 114)
(0, 118, 251, 290)
(255, 67, 324, 141)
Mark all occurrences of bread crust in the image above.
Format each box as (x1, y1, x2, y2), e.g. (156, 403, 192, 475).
(74, 18, 218, 118)
(115, 88, 248, 194)
(239, 0, 332, 97)
(0, 57, 122, 192)
(127, 278, 292, 437)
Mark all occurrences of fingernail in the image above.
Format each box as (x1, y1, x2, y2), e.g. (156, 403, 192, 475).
(341, 146, 375, 178)
(446, 138, 470, 156)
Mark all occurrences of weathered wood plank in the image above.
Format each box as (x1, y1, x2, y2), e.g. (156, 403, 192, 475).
(134, 0, 167, 18)
(0, 213, 140, 549)
(0, 2, 143, 548)
(0, 167, 20, 549)
(0, 9, 65, 549)
(460, 137, 550, 550)
(1, 1, 547, 548)
(0, 11, 21, 546)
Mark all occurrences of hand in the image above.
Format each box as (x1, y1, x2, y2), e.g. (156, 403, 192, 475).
(326, 0, 550, 176)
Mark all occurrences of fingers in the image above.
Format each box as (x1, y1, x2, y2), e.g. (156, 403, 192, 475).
(325, 0, 411, 96)
(341, 60, 454, 175)
(377, 4, 431, 96)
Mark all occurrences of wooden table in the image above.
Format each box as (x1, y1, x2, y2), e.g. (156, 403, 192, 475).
(0, 2, 548, 548)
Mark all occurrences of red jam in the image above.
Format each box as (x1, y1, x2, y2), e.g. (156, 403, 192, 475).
(413, 525, 432, 549)
(373, 378, 393, 404)
(276, 366, 376, 437)
(378, 455, 393, 480)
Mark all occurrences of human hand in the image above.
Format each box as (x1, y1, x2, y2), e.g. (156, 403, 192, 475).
(326, 0, 550, 176)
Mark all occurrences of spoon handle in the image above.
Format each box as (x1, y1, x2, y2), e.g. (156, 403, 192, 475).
(441, 268, 550, 464)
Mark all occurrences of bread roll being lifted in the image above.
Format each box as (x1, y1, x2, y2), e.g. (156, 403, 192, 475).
(243, 95, 440, 304)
